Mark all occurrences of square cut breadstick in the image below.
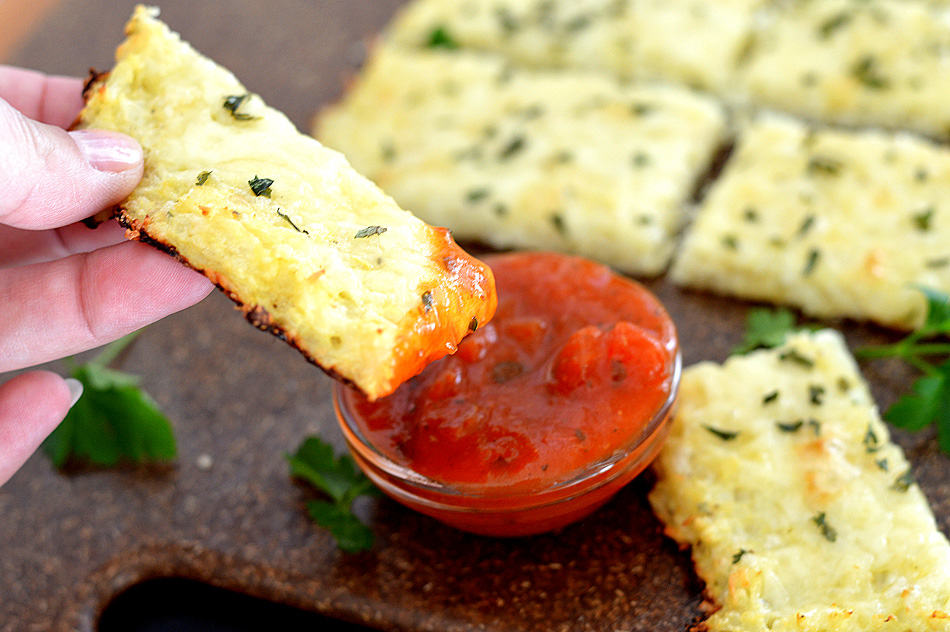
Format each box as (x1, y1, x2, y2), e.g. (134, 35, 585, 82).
(649, 330, 950, 631)
(317, 46, 726, 277)
(387, 0, 764, 92)
(671, 114, 950, 330)
(737, 0, 950, 139)
(77, 6, 496, 400)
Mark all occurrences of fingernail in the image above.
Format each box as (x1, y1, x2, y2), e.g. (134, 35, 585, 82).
(64, 378, 83, 408)
(70, 129, 143, 173)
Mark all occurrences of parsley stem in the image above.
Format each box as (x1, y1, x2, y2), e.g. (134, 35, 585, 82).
(908, 356, 938, 375)
(89, 332, 140, 368)
(908, 343, 950, 355)
(854, 345, 901, 359)
(856, 342, 950, 359)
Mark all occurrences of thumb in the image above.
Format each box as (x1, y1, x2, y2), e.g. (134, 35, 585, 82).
(0, 97, 143, 230)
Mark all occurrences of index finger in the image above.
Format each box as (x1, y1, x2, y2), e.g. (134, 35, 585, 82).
(0, 65, 84, 128)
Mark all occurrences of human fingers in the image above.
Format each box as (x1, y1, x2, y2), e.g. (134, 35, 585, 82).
(0, 241, 213, 373)
(0, 66, 85, 128)
(0, 97, 142, 230)
(0, 371, 79, 486)
(0, 221, 127, 269)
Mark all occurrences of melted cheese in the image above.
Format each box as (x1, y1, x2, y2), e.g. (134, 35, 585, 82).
(649, 330, 950, 631)
(671, 114, 950, 330)
(78, 6, 496, 399)
(317, 46, 725, 276)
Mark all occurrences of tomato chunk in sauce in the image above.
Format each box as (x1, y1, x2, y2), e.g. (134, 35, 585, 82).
(342, 252, 678, 494)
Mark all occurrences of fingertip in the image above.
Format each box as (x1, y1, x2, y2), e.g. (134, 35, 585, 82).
(128, 241, 215, 307)
(77, 241, 214, 340)
(41, 75, 86, 128)
(0, 371, 73, 486)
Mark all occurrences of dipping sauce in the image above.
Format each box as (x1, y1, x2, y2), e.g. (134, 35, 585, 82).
(335, 252, 679, 535)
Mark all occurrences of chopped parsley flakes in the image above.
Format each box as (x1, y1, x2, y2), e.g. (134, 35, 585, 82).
(223, 93, 257, 120)
(248, 175, 274, 197)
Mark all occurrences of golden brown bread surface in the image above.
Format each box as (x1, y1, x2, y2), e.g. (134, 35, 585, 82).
(77, 6, 496, 399)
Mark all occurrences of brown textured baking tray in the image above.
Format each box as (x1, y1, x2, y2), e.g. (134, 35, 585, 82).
(3, 2, 948, 631)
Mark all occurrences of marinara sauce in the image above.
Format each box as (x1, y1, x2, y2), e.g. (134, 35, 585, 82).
(336, 252, 679, 535)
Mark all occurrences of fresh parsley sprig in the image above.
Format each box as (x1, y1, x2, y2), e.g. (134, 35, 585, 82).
(856, 287, 950, 454)
(42, 332, 177, 468)
(286, 436, 380, 552)
(731, 307, 799, 355)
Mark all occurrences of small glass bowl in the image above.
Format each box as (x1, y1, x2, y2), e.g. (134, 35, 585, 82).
(332, 351, 680, 537)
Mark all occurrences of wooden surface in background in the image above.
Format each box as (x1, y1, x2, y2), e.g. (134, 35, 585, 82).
(2, 2, 948, 631)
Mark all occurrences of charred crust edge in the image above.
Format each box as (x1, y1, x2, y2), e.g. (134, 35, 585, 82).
(81, 207, 119, 229)
(113, 209, 363, 394)
(82, 68, 108, 100)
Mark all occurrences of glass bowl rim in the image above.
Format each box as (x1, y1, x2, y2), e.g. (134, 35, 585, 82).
(332, 348, 681, 503)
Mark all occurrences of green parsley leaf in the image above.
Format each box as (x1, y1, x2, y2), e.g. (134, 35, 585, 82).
(812, 511, 838, 542)
(42, 333, 176, 468)
(803, 248, 821, 276)
(863, 425, 882, 453)
(632, 151, 651, 168)
(306, 501, 375, 553)
(276, 209, 308, 234)
(248, 176, 273, 197)
(885, 362, 950, 434)
(732, 308, 797, 355)
(499, 135, 527, 160)
(703, 425, 740, 441)
(222, 94, 257, 121)
(912, 206, 935, 232)
(818, 11, 852, 39)
(776, 420, 803, 433)
(892, 468, 916, 493)
(354, 225, 387, 239)
(779, 348, 816, 369)
(851, 55, 890, 90)
(426, 26, 459, 49)
(287, 436, 379, 552)
(466, 187, 491, 203)
(918, 286, 950, 334)
(807, 156, 843, 176)
(857, 287, 950, 455)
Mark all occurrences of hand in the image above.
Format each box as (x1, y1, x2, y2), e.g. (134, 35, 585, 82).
(0, 66, 213, 485)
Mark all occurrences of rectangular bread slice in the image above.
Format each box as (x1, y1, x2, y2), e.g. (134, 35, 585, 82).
(736, 0, 950, 139)
(649, 330, 950, 631)
(77, 6, 496, 400)
(671, 114, 950, 330)
(317, 45, 726, 277)
(386, 0, 764, 92)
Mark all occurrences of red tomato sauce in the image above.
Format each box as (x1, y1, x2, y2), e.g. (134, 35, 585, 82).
(341, 253, 678, 497)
